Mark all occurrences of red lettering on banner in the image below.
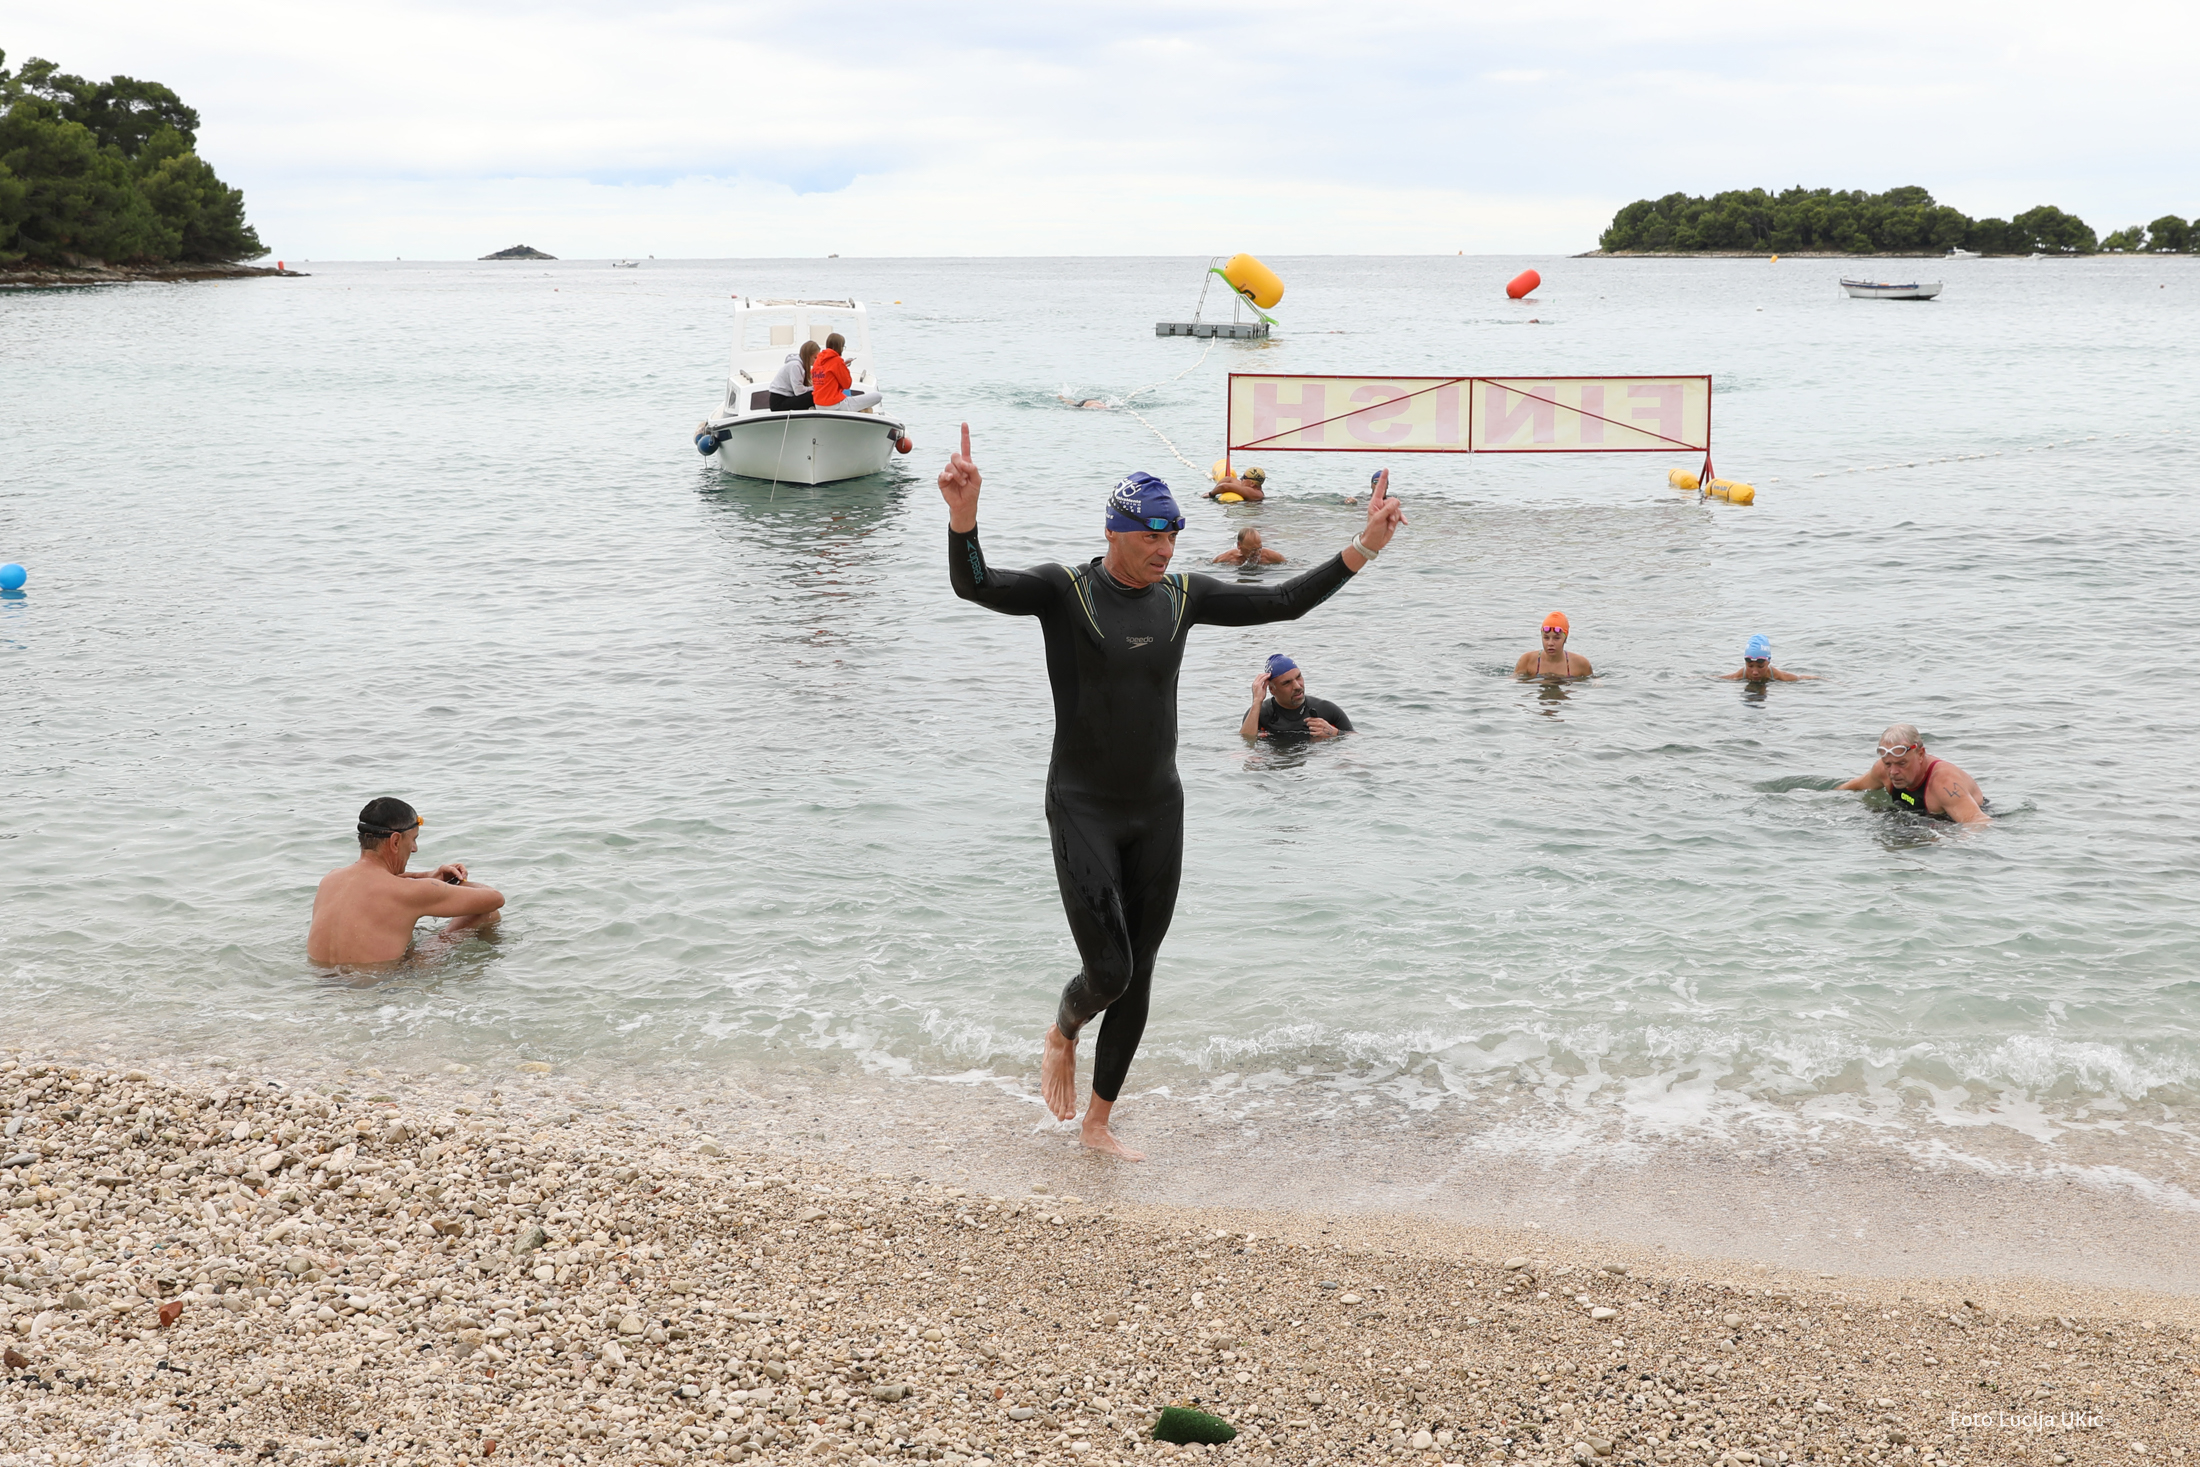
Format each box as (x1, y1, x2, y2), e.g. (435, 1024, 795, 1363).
(1252, 381, 1328, 444)
(1346, 385, 1413, 444)
(1578, 385, 1605, 444)
(1628, 383, 1682, 444)
(1484, 383, 1556, 444)
(1432, 381, 1461, 444)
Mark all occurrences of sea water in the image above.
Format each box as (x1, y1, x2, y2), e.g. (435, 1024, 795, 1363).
(4, 256, 2198, 1259)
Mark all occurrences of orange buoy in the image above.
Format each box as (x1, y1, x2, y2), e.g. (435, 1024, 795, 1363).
(1506, 269, 1540, 300)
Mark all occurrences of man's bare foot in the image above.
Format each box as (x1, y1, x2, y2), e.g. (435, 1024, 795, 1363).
(1080, 1121, 1146, 1161)
(1041, 1025, 1078, 1121)
(1079, 1095, 1145, 1160)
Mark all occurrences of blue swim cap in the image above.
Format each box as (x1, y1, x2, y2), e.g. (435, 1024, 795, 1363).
(1266, 654, 1298, 678)
(1105, 472, 1186, 533)
(1744, 634, 1772, 660)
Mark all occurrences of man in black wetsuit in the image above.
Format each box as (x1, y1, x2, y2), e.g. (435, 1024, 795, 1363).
(1239, 653, 1353, 742)
(941, 424, 1406, 1158)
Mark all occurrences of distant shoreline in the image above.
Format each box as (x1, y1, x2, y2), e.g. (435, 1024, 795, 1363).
(1571, 249, 2129, 259)
(0, 260, 306, 290)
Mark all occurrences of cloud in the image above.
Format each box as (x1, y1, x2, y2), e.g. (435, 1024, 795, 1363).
(8, 0, 2196, 255)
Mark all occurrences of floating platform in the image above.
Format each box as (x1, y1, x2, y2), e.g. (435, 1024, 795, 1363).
(1156, 321, 1268, 338)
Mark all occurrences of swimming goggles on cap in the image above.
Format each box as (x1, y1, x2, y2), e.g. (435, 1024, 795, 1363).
(1107, 477, 1185, 533)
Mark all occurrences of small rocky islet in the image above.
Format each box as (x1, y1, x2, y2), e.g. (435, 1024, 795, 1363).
(1, 1054, 2191, 1465)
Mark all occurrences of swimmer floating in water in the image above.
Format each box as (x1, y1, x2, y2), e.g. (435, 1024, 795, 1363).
(1057, 392, 1110, 410)
(942, 431, 1404, 1158)
(306, 798, 505, 965)
(1515, 611, 1593, 677)
(1718, 634, 1816, 682)
(1212, 528, 1286, 566)
(1205, 467, 1267, 502)
(1837, 723, 1989, 824)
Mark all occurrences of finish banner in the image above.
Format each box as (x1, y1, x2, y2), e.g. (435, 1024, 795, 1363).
(1225, 374, 1712, 455)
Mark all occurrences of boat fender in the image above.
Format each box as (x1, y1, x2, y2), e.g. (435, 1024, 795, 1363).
(895, 436, 914, 454)
(1220, 254, 1284, 310)
(1506, 269, 1541, 300)
(695, 431, 721, 456)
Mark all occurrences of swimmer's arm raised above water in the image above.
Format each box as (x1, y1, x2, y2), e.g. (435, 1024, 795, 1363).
(1194, 476, 1405, 626)
(939, 423, 1066, 613)
(1240, 672, 1271, 741)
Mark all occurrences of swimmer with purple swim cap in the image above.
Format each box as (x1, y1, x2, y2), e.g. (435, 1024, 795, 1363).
(940, 426, 1405, 1159)
(1719, 633, 1815, 683)
(1241, 653, 1353, 742)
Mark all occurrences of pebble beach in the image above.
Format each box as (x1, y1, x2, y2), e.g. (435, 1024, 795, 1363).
(2, 1050, 2194, 1467)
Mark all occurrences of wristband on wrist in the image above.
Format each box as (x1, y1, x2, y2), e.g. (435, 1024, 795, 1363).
(1350, 535, 1380, 561)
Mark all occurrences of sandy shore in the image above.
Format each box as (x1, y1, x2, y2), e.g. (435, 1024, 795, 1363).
(2, 1048, 2194, 1467)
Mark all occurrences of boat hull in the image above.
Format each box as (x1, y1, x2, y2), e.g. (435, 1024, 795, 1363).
(1840, 280, 1943, 300)
(706, 409, 906, 485)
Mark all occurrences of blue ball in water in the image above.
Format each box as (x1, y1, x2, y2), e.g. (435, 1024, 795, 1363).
(0, 563, 24, 591)
(694, 432, 720, 457)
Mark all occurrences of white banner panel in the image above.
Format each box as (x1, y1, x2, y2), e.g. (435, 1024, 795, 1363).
(1226, 374, 1711, 454)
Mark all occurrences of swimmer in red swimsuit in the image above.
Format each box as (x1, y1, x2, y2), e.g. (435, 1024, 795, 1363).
(1838, 723, 1989, 824)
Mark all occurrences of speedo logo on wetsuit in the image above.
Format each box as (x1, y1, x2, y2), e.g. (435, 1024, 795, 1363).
(1065, 564, 1190, 647)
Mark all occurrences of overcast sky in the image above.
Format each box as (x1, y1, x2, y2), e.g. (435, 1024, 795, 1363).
(10, 1, 2195, 257)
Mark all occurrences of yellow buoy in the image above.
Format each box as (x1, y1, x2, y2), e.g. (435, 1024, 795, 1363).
(1668, 467, 1753, 503)
(1220, 253, 1284, 310)
(1215, 492, 1244, 503)
(1211, 457, 1232, 483)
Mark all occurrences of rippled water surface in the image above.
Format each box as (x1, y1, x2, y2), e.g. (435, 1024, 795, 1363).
(5, 255, 2198, 1187)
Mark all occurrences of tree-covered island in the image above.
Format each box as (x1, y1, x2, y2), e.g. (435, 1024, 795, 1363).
(1595, 185, 2193, 256)
(0, 48, 263, 269)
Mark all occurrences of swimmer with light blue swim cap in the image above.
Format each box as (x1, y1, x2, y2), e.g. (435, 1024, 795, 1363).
(1720, 633, 1816, 683)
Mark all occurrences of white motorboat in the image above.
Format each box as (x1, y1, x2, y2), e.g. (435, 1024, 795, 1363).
(1840, 278, 1943, 301)
(1944, 247, 1981, 260)
(613, 259, 639, 268)
(694, 297, 910, 485)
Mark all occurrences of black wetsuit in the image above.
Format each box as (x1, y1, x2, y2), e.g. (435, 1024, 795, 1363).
(1891, 760, 1951, 820)
(948, 527, 1357, 1101)
(1258, 694, 1353, 740)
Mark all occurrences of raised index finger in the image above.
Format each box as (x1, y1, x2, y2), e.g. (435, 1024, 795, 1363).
(960, 422, 972, 461)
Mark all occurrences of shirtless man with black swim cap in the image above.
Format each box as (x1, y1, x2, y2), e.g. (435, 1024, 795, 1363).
(942, 425, 1405, 1158)
(307, 798, 506, 965)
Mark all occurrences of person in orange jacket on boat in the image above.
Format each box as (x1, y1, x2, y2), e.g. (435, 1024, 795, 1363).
(810, 333, 883, 412)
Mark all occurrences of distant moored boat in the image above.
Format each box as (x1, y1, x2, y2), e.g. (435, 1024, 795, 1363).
(1840, 278, 1943, 301)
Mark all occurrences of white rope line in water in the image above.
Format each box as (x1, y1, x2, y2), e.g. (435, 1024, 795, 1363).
(1116, 338, 1220, 475)
(1120, 336, 1217, 408)
(1799, 427, 2192, 481)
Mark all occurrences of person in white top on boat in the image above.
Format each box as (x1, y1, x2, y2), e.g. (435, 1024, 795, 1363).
(767, 341, 819, 411)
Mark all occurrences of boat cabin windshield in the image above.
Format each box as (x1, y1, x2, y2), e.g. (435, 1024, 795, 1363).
(733, 298, 872, 387)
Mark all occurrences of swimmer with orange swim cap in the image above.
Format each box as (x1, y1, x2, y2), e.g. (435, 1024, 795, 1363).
(1514, 611, 1593, 678)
